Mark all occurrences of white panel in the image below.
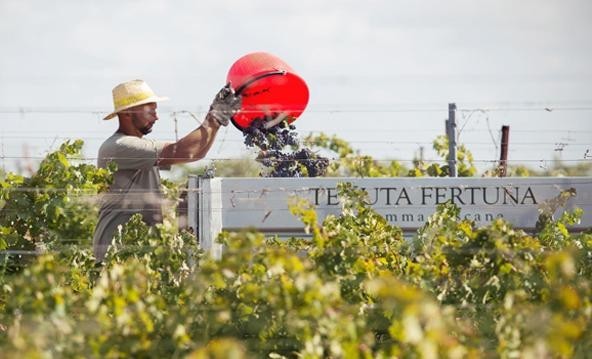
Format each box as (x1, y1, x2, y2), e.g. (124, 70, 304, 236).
(207, 177, 592, 232)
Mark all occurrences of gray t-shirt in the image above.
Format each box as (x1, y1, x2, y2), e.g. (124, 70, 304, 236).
(92, 132, 171, 261)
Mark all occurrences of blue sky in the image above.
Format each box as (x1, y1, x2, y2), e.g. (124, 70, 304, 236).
(1, 0, 591, 174)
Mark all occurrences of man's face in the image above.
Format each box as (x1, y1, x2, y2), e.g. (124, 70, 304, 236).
(131, 103, 159, 135)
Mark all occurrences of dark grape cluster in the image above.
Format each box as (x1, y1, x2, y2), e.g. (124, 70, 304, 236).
(243, 118, 299, 150)
(242, 117, 329, 177)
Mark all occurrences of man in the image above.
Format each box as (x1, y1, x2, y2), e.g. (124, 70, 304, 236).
(92, 79, 240, 261)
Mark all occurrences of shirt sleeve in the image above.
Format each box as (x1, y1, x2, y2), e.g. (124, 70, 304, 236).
(102, 136, 168, 170)
(154, 140, 172, 171)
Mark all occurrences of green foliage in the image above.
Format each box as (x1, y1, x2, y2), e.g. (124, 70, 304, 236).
(0, 214, 204, 357)
(408, 135, 476, 177)
(1, 139, 591, 357)
(172, 133, 587, 179)
(407, 202, 592, 357)
(105, 214, 200, 298)
(187, 231, 354, 357)
(305, 133, 477, 177)
(292, 183, 405, 302)
(508, 159, 592, 177)
(304, 133, 408, 177)
(0, 140, 113, 271)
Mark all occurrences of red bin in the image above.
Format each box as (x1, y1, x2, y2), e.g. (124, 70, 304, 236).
(226, 52, 309, 130)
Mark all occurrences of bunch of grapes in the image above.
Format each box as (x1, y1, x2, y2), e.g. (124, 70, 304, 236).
(242, 117, 329, 178)
(243, 118, 299, 150)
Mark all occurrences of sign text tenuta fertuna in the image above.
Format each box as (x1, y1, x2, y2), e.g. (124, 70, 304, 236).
(311, 186, 537, 206)
(187, 177, 592, 258)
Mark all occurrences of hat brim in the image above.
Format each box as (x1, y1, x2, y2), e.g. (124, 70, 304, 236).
(103, 96, 169, 120)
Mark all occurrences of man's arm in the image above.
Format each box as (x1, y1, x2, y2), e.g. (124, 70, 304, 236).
(157, 84, 241, 167)
(157, 114, 221, 166)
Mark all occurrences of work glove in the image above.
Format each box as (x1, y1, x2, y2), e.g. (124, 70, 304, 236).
(208, 83, 242, 127)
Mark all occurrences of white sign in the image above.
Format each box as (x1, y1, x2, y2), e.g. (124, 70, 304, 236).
(188, 177, 592, 256)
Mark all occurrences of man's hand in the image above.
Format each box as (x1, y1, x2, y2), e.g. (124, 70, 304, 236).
(208, 83, 242, 127)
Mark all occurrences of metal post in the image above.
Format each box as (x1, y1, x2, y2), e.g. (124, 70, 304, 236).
(187, 175, 199, 235)
(447, 103, 457, 177)
(499, 125, 510, 177)
(199, 177, 223, 260)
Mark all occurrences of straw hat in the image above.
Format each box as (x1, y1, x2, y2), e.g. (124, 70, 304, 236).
(104, 79, 169, 120)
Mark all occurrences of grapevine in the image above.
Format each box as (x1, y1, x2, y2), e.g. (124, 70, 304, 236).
(0, 139, 591, 357)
